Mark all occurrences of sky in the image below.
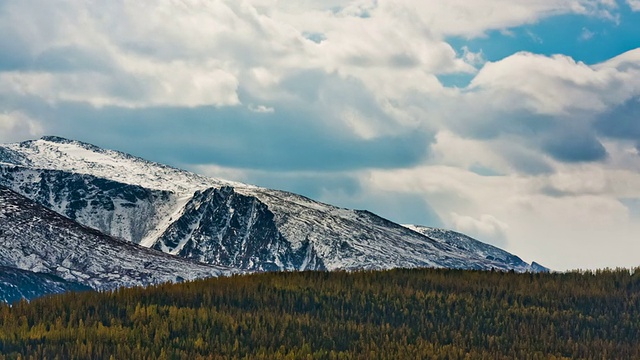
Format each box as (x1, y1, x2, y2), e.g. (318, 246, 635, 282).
(1, 0, 640, 271)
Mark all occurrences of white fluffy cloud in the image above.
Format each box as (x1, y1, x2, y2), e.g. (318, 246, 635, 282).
(0, 112, 44, 143)
(0, 66, 240, 108)
(0, 1, 620, 114)
(469, 50, 640, 115)
(267, 0, 618, 38)
(451, 213, 509, 248)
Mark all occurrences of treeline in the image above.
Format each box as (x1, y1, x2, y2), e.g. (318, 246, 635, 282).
(1, 268, 639, 359)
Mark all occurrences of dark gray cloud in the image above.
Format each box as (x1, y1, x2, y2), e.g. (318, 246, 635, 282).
(13, 99, 431, 172)
(451, 109, 556, 141)
(508, 153, 554, 174)
(32, 46, 114, 73)
(450, 106, 607, 172)
(0, 20, 31, 70)
(595, 97, 640, 143)
(542, 130, 607, 162)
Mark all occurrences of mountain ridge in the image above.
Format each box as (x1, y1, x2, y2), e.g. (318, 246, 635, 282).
(0, 136, 547, 273)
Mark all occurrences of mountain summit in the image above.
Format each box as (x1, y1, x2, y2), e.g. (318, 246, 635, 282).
(0, 136, 546, 273)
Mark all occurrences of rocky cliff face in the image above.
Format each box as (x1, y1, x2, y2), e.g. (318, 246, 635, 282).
(154, 186, 325, 271)
(0, 186, 235, 293)
(0, 166, 175, 244)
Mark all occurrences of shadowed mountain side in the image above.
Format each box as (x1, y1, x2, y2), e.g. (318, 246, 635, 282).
(0, 186, 236, 293)
(0, 266, 91, 304)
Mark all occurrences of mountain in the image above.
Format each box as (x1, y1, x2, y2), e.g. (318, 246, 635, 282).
(0, 266, 91, 304)
(0, 136, 545, 272)
(403, 225, 548, 272)
(0, 185, 235, 293)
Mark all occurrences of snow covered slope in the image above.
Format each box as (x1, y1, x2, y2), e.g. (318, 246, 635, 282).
(404, 225, 549, 272)
(0, 185, 235, 291)
(0, 266, 91, 304)
(0, 136, 545, 272)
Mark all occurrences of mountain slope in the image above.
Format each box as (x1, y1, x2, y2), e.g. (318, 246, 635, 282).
(0, 136, 544, 272)
(404, 225, 549, 272)
(154, 186, 325, 271)
(0, 266, 91, 304)
(0, 185, 235, 291)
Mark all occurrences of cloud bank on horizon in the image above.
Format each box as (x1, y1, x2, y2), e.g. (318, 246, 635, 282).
(1, 0, 640, 270)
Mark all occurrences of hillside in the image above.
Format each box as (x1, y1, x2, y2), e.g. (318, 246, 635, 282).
(0, 268, 638, 359)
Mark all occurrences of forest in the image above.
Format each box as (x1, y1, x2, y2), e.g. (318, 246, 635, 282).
(1, 267, 639, 359)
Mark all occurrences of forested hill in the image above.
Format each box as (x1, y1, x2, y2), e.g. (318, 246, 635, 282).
(1, 268, 640, 359)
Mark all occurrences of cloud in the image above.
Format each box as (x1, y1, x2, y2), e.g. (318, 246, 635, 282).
(16, 98, 432, 172)
(580, 27, 596, 40)
(470, 51, 636, 115)
(2, 0, 612, 110)
(248, 104, 275, 113)
(451, 213, 509, 248)
(596, 97, 640, 141)
(539, 166, 610, 197)
(0, 111, 43, 143)
(541, 129, 607, 162)
(337, 1, 621, 38)
(461, 46, 485, 66)
(438, 49, 640, 166)
(0, 1, 283, 107)
(628, 0, 640, 11)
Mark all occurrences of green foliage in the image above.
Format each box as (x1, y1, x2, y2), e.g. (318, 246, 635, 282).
(1, 268, 639, 359)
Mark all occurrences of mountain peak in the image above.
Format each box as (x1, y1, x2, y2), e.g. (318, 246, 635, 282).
(39, 135, 74, 143)
(37, 135, 109, 154)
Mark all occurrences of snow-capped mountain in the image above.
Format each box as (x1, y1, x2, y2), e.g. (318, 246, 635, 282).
(0, 266, 91, 304)
(0, 185, 235, 292)
(0, 136, 545, 272)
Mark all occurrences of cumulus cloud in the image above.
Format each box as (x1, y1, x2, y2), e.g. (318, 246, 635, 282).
(469, 51, 638, 115)
(0, 111, 44, 143)
(435, 49, 640, 167)
(0, 65, 240, 108)
(0, 1, 266, 107)
(2, 0, 618, 116)
(291, 0, 620, 38)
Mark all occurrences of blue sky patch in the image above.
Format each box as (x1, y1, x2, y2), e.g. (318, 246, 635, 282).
(448, 9, 640, 65)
